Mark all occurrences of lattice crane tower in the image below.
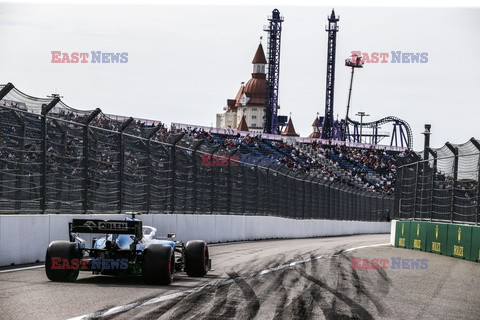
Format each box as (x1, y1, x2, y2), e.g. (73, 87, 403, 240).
(263, 9, 284, 134)
(321, 9, 339, 140)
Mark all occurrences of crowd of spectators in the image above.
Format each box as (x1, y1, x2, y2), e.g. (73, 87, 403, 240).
(178, 127, 418, 195)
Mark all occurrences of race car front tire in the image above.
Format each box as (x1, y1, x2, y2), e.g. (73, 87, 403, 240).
(184, 240, 209, 277)
(142, 244, 174, 285)
(45, 241, 81, 282)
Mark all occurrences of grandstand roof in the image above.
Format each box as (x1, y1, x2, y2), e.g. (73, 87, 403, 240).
(237, 114, 249, 131)
(282, 118, 299, 137)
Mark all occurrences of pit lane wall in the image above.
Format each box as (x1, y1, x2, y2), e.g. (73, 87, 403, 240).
(392, 220, 480, 262)
(0, 214, 390, 266)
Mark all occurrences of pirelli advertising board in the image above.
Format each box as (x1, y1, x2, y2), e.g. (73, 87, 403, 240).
(396, 220, 480, 262)
(426, 222, 448, 255)
(409, 221, 427, 251)
(446, 224, 472, 260)
(395, 220, 411, 248)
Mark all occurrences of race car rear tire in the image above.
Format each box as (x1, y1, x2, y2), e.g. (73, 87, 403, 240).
(142, 244, 174, 285)
(184, 240, 208, 277)
(45, 241, 80, 282)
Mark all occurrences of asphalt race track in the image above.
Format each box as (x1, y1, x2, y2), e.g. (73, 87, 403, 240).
(1, 234, 479, 320)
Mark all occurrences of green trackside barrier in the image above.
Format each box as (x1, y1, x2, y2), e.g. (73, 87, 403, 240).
(409, 221, 427, 251)
(395, 220, 480, 262)
(395, 220, 411, 248)
(426, 222, 448, 255)
(470, 226, 480, 262)
(446, 224, 472, 260)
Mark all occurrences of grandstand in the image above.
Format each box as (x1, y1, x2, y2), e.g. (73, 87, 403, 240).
(174, 122, 413, 194)
(0, 83, 405, 220)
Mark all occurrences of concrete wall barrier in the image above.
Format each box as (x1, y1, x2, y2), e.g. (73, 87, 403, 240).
(0, 214, 391, 266)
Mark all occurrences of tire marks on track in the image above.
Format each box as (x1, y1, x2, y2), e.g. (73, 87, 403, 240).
(295, 257, 374, 319)
(224, 269, 260, 319)
(70, 243, 391, 320)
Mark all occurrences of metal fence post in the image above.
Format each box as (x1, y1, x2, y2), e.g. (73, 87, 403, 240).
(477, 156, 480, 226)
(169, 145, 176, 214)
(40, 98, 59, 213)
(225, 149, 236, 215)
(302, 175, 309, 219)
(274, 166, 284, 217)
(426, 148, 437, 221)
(51, 120, 66, 211)
(268, 167, 274, 216)
(287, 169, 295, 218)
(470, 138, 480, 225)
(191, 141, 204, 214)
(241, 163, 246, 214)
(413, 162, 419, 220)
(145, 124, 162, 214)
(82, 108, 101, 214)
(0, 83, 14, 100)
(293, 171, 302, 218)
(252, 164, 258, 216)
(0, 84, 14, 204)
(325, 182, 330, 220)
(209, 146, 220, 214)
(117, 118, 134, 213)
(445, 142, 458, 223)
(169, 133, 185, 214)
(356, 189, 362, 221)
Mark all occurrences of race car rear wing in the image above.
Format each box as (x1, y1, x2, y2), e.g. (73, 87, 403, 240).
(69, 219, 143, 239)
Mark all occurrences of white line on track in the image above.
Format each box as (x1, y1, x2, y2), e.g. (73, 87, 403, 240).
(68, 242, 391, 320)
(0, 265, 44, 273)
(343, 243, 391, 252)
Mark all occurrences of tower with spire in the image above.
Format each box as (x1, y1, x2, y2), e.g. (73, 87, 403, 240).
(308, 114, 321, 138)
(216, 42, 268, 133)
(281, 117, 299, 137)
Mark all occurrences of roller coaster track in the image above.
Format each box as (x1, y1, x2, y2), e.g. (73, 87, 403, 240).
(346, 116, 413, 149)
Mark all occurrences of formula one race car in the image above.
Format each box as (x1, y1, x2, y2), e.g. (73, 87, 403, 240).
(45, 215, 210, 285)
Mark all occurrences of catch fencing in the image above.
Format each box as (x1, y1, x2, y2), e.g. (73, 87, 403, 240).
(0, 86, 392, 220)
(395, 139, 480, 224)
